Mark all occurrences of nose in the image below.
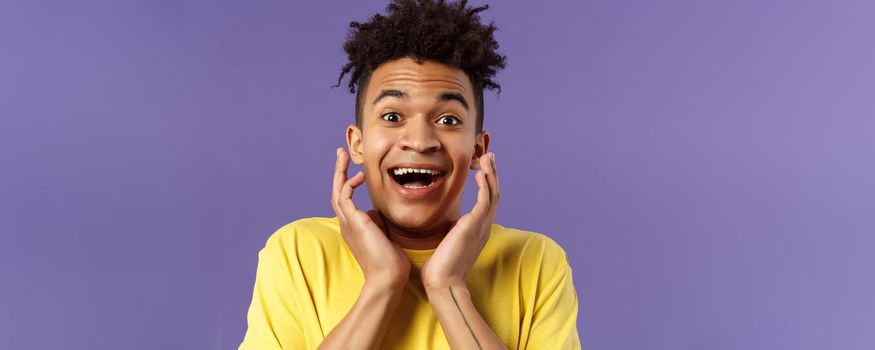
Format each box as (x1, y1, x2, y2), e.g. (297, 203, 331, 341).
(398, 117, 441, 153)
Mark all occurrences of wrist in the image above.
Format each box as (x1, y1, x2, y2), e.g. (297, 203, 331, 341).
(425, 279, 471, 309)
(364, 275, 408, 294)
(423, 276, 467, 294)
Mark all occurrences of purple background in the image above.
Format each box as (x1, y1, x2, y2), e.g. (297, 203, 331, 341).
(2, 0, 873, 349)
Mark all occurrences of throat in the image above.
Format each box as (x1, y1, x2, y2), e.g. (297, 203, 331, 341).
(383, 220, 451, 250)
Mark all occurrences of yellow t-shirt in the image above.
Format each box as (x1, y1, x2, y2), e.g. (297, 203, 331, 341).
(239, 217, 580, 349)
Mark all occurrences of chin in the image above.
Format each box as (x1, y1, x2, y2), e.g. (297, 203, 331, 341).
(383, 204, 444, 232)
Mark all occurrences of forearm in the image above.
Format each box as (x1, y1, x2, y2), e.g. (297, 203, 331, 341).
(318, 281, 404, 350)
(425, 280, 507, 350)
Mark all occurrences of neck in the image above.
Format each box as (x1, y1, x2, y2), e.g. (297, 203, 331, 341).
(380, 214, 455, 250)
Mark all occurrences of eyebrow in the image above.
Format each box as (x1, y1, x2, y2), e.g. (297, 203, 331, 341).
(372, 89, 407, 105)
(438, 92, 469, 111)
(372, 89, 470, 111)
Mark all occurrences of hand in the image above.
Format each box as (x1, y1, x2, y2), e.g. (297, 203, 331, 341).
(331, 147, 411, 288)
(421, 152, 499, 290)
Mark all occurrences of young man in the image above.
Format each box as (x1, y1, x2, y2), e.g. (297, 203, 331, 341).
(239, 1, 580, 349)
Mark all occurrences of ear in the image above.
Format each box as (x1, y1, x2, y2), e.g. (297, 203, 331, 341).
(346, 124, 365, 165)
(470, 131, 491, 170)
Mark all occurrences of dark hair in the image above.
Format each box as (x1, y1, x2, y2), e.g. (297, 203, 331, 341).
(335, 0, 506, 133)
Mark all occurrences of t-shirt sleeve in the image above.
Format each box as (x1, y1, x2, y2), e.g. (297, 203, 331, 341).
(238, 231, 307, 350)
(524, 241, 581, 350)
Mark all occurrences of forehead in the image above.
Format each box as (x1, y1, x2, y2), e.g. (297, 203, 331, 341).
(364, 57, 474, 105)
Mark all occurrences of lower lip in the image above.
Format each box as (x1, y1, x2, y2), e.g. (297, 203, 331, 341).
(390, 173, 447, 200)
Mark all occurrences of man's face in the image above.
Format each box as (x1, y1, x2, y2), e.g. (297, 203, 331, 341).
(346, 57, 489, 233)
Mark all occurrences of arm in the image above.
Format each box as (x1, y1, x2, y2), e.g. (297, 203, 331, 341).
(319, 147, 413, 349)
(524, 252, 580, 349)
(239, 233, 305, 350)
(421, 152, 507, 349)
(425, 280, 506, 350)
(318, 280, 405, 350)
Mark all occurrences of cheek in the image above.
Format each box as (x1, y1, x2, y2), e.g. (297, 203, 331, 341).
(362, 134, 394, 161)
(365, 139, 392, 153)
(449, 147, 475, 183)
(450, 142, 477, 169)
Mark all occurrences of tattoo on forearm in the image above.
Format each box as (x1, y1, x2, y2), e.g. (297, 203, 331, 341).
(449, 285, 483, 350)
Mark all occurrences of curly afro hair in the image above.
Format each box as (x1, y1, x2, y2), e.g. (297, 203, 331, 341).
(335, 0, 507, 133)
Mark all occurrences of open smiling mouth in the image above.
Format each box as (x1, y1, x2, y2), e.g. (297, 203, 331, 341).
(388, 167, 447, 190)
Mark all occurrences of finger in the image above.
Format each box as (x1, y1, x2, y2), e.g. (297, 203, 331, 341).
(478, 152, 490, 177)
(486, 152, 499, 205)
(479, 152, 494, 191)
(490, 152, 498, 184)
(332, 148, 350, 200)
(338, 171, 365, 218)
(476, 153, 499, 218)
(470, 170, 490, 218)
(332, 148, 350, 219)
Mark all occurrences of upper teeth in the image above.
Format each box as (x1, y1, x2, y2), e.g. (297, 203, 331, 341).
(393, 168, 443, 175)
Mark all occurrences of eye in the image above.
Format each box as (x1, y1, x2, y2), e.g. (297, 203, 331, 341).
(437, 115, 461, 126)
(381, 112, 401, 122)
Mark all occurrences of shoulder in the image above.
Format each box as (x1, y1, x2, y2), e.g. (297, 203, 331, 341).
(261, 217, 343, 254)
(489, 224, 575, 296)
(486, 224, 572, 284)
(488, 223, 570, 264)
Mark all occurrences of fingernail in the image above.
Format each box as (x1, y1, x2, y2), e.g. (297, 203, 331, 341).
(336, 148, 342, 157)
